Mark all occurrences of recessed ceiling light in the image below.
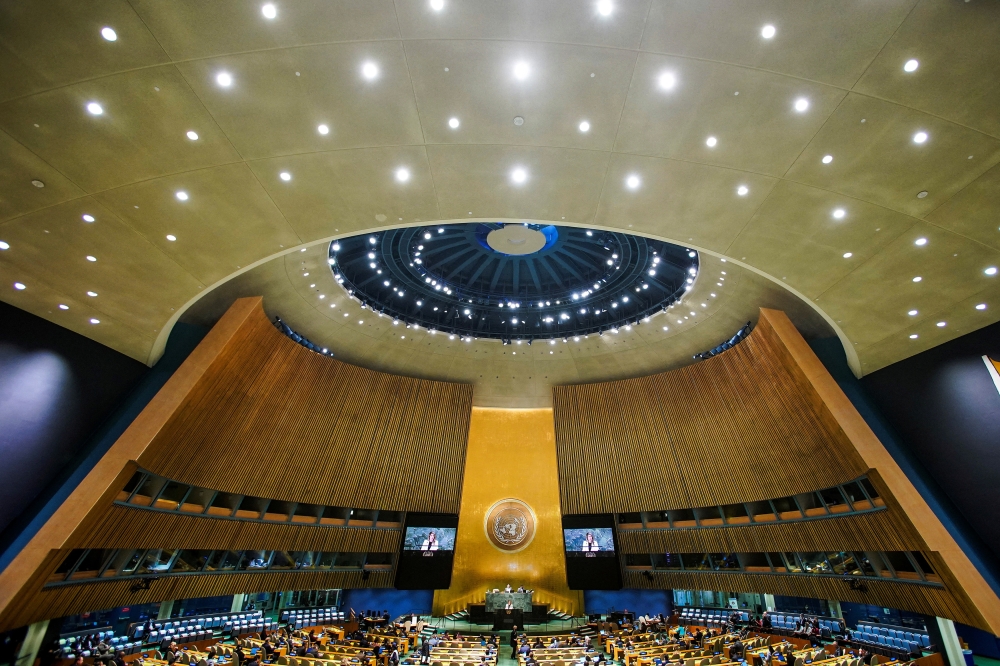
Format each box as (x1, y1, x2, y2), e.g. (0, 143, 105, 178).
(430, 0, 444, 10)
(86, 255, 96, 262)
(279, 171, 292, 181)
(909, 334, 918, 339)
(362, 62, 379, 80)
(912, 276, 922, 282)
(86, 102, 103, 115)
(317, 124, 330, 135)
(706, 136, 717, 147)
(914, 237, 927, 246)
(843, 252, 852, 258)
(986, 267, 998, 276)
(176, 191, 189, 201)
(832, 208, 846, 219)
(658, 72, 676, 90)
(579, 120, 590, 132)
(904, 59, 919, 72)
(261, 3, 277, 19)
(13, 282, 25, 290)
(31, 179, 44, 188)
(59, 304, 68, 310)
(87, 291, 98, 297)
(761, 24, 776, 39)
(597, 0, 613, 16)
(101, 27, 117, 41)
(395, 167, 410, 182)
(90, 318, 100, 325)
(908, 310, 918, 316)
(936, 321, 946, 327)
(166, 234, 176, 241)
(917, 190, 928, 199)
(186, 130, 199, 140)
(216, 72, 233, 87)
(448, 117, 460, 129)
(513, 61, 530, 80)
(822, 155, 833, 164)
(976, 303, 987, 310)
(794, 98, 809, 112)
(913, 131, 928, 144)
(625, 174, 640, 190)
(736, 185, 748, 196)
(0, 241, 7, 250)
(511, 167, 527, 184)
(82, 214, 95, 222)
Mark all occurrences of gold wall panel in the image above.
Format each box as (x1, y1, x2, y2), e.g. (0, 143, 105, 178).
(433, 408, 582, 616)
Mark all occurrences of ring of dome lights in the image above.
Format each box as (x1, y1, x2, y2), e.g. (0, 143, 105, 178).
(328, 224, 699, 342)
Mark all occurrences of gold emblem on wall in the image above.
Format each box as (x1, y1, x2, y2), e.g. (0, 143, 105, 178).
(485, 498, 536, 552)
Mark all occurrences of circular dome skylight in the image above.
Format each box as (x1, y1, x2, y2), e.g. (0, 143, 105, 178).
(329, 223, 697, 342)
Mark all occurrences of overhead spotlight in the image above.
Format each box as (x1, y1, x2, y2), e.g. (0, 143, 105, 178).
(362, 62, 379, 80)
(822, 155, 833, 164)
(625, 174, 641, 190)
(86, 102, 103, 115)
(658, 72, 676, 90)
(903, 59, 919, 73)
(101, 27, 118, 41)
(913, 131, 928, 144)
(430, 0, 444, 10)
(279, 171, 291, 181)
(186, 130, 199, 140)
(736, 185, 749, 196)
(448, 117, 460, 129)
(794, 98, 809, 112)
(13, 282, 26, 290)
(914, 237, 927, 246)
(216, 72, 233, 87)
(705, 136, 717, 147)
(597, 0, 613, 16)
(986, 267, 998, 276)
(511, 167, 527, 184)
(0, 241, 7, 250)
(317, 124, 330, 135)
(176, 191, 189, 201)
(513, 61, 530, 80)
(82, 214, 95, 222)
(395, 167, 410, 182)
(832, 208, 845, 219)
(261, 3, 277, 19)
(579, 120, 590, 132)
(761, 24, 776, 39)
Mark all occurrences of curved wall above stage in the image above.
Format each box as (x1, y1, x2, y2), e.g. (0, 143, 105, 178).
(553, 309, 1000, 634)
(0, 297, 474, 631)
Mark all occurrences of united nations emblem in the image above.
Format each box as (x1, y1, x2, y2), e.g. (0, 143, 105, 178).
(484, 498, 536, 552)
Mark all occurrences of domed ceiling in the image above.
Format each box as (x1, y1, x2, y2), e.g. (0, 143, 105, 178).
(1, 0, 999, 400)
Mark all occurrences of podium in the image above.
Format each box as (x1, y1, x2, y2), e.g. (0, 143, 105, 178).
(485, 591, 532, 611)
(493, 608, 523, 630)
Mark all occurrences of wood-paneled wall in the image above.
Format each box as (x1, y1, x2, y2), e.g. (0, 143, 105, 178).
(554, 314, 867, 514)
(139, 304, 473, 513)
(0, 298, 473, 631)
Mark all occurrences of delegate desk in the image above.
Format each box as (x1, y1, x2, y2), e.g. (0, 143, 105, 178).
(485, 592, 532, 612)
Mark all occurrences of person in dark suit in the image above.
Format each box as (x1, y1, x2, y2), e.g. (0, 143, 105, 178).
(510, 627, 519, 659)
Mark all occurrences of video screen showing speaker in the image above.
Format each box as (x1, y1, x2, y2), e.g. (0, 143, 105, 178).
(394, 512, 459, 589)
(563, 514, 622, 590)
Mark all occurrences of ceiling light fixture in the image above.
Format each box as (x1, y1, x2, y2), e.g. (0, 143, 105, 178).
(579, 120, 590, 132)
(395, 167, 410, 182)
(82, 214, 95, 222)
(87, 291, 97, 297)
(90, 318, 100, 325)
(186, 130, 199, 140)
(86, 102, 103, 115)
(706, 136, 717, 147)
(910, 334, 918, 339)
(86, 255, 96, 262)
(904, 59, 919, 72)
(13, 282, 25, 290)
(0, 241, 8, 250)
(794, 98, 809, 112)
(908, 310, 918, 316)
(101, 27, 117, 41)
(362, 62, 379, 80)
(832, 208, 845, 219)
(736, 185, 748, 196)
(625, 174, 640, 190)
(514, 61, 530, 80)
(761, 24, 776, 39)
(59, 304, 68, 310)
(822, 155, 833, 164)
(914, 237, 927, 246)
(658, 72, 676, 90)
(511, 167, 527, 184)
(166, 234, 176, 241)
(317, 124, 330, 135)
(986, 267, 998, 276)
(913, 131, 928, 144)
(912, 276, 922, 282)
(843, 252, 853, 258)
(430, 0, 444, 10)
(936, 321, 946, 327)
(976, 303, 987, 310)
(261, 3, 277, 19)
(448, 117, 460, 129)
(597, 0, 613, 16)
(279, 171, 291, 181)
(216, 72, 233, 87)
(176, 191, 189, 201)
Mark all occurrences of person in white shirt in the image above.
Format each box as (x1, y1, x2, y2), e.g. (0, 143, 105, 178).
(505, 583, 513, 593)
(582, 532, 600, 552)
(421, 531, 439, 551)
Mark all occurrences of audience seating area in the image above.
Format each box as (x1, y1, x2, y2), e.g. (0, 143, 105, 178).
(766, 614, 841, 634)
(678, 609, 749, 628)
(850, 623, 929, 654)
(280, 608, 346, 627)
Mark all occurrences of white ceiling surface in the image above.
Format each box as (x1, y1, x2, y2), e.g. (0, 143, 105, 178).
(0, 0, 998, 386)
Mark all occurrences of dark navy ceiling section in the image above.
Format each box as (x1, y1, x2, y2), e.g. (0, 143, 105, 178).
(329, 223, 697, 342)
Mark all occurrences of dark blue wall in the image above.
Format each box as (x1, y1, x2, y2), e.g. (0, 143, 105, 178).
(956, 623, 1000, 659)
(584, 589, 673, 616)
(341, 589, 433, 619)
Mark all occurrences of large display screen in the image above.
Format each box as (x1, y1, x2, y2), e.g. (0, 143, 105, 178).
(403, 526, 457, 552)
(395, 512, 459, 589)
(562, 514, 621, 590)
(563, 527, 615, 556)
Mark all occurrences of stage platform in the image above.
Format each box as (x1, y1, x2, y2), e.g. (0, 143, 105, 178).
(423, 615, 589, 633)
